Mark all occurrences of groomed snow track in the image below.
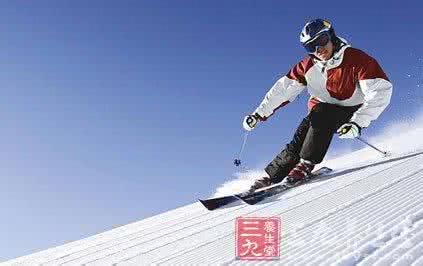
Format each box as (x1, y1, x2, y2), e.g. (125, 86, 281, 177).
(5, 150, 423, 266)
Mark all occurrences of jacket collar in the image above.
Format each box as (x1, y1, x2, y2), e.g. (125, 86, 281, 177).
(312, 37, 350, 70)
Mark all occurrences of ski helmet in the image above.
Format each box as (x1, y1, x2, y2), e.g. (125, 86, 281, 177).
(300, 19, 336, 53)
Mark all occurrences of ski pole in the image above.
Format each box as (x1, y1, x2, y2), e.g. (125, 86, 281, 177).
(234, 131, 249, 166)
(356, 136, 389, 156)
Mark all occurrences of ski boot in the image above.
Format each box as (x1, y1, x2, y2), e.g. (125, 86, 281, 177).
(283, 159, 315, 187)
(248, 176, 273, 193)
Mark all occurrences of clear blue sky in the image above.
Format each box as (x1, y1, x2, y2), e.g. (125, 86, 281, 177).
(0, 0, 422, 261)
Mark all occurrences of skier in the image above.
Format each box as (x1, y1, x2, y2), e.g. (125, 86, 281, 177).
(243, 19, 392, 191)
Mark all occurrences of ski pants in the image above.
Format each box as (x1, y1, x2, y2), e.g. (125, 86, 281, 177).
(264, 102, 361, 183)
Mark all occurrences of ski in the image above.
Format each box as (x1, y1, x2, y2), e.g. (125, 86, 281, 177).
(199, 167, 333, 210)
(236, 166, 333, 205)
(198, 195, 239, 211)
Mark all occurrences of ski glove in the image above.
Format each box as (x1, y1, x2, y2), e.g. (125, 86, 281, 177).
(243, 113, 261, 131)
(337, 122, 361, 139)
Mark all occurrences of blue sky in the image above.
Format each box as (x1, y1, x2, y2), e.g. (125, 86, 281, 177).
(0, 0, 422, 261)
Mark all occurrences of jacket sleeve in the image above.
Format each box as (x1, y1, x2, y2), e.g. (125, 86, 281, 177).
(349, 56, 393, 128)
(254, 60, 308, 120)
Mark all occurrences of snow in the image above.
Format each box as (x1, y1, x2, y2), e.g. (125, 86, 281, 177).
(5, 114, 423, 265)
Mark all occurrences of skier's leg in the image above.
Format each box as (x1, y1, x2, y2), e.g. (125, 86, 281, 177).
(281, 103, 361, 187)
(251, 103, 359, 191)
(263, 115, 311, 183)
(299, 103, 361, 164)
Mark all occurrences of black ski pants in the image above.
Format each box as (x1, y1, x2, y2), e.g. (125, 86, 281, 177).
(264, 102, 361, 183)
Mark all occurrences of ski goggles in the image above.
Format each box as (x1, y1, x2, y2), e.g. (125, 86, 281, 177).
(303, 31, 331, 53)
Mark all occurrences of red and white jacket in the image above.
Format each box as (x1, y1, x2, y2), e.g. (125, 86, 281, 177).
(254, 42, 393, 128)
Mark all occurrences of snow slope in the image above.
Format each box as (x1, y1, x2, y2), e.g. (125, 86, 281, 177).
(4, 117, 423, 265)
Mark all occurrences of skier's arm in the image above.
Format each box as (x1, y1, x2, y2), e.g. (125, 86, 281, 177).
(349, 57, 393, 128)
(253, 61, 308, 120)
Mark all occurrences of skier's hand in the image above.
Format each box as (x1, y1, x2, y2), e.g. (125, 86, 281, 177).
(243, 113, 261, 131)
(337, 122, 361, 139)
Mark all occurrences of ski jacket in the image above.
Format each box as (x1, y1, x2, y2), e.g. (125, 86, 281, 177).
(254, 42, 392, 128)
